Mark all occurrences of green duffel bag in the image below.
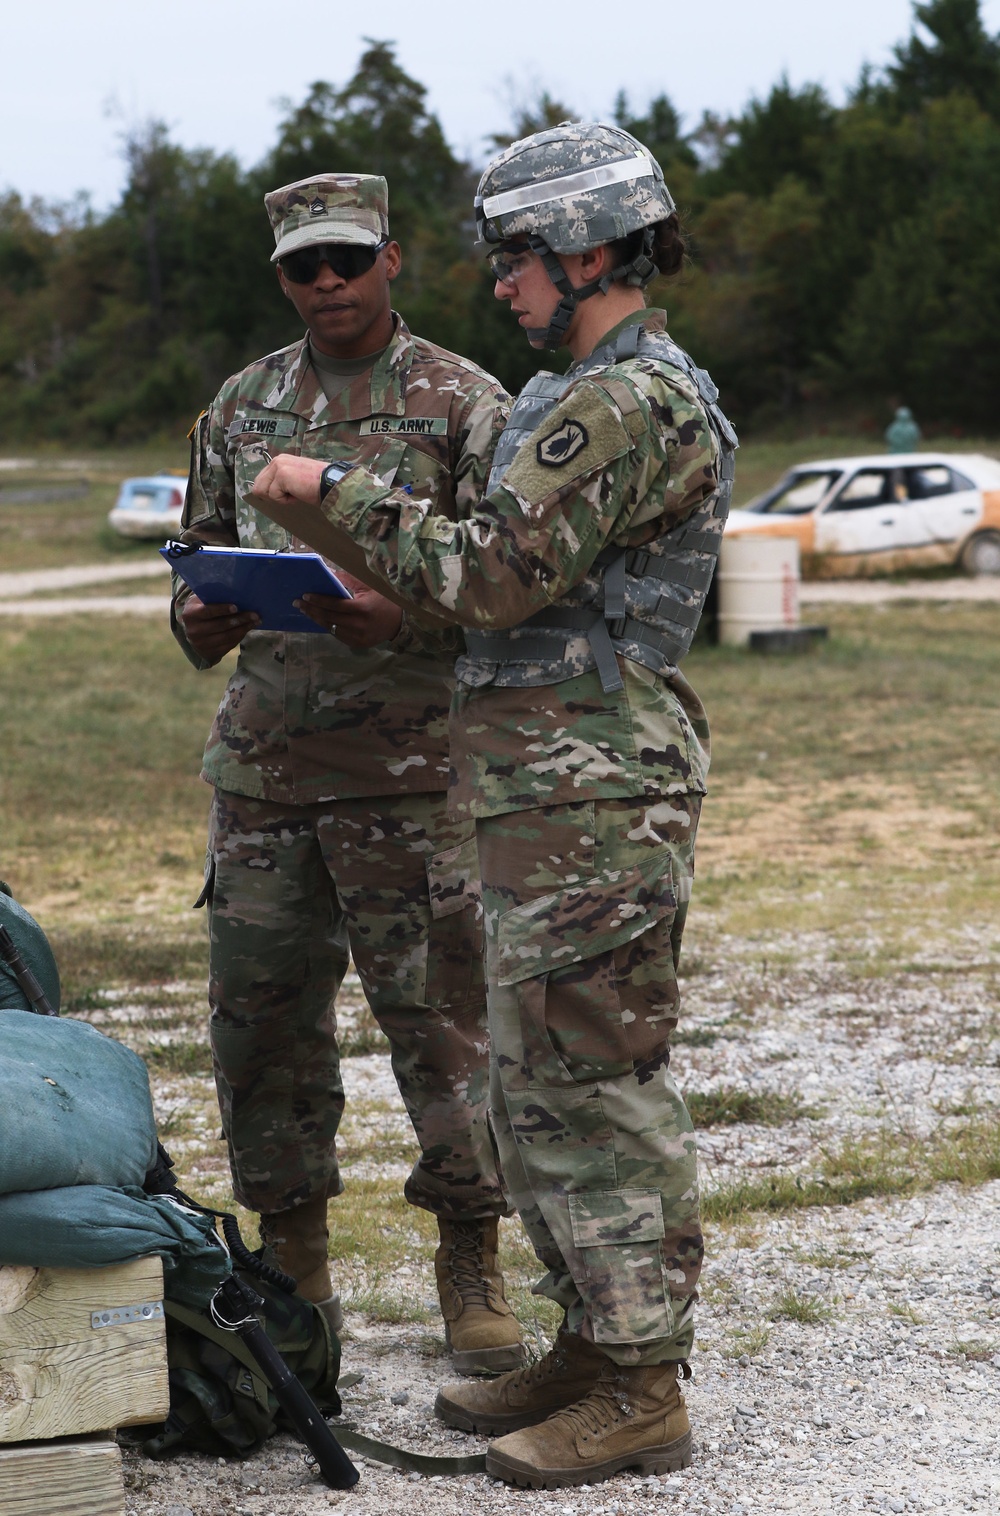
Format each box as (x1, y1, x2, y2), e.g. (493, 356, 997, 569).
(0, 1006, 158, 1193)
(0, 1184, 229, 1308)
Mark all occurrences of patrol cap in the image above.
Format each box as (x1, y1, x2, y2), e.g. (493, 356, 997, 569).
(265, 173, 389, 261)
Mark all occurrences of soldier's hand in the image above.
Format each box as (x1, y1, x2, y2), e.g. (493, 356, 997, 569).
(180, 594, 260, 660)
(297, 573, 403, 649)
(253, 455, 325, 506)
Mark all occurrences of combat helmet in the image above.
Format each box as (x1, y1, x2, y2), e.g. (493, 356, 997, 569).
(475, 121, 676, 348)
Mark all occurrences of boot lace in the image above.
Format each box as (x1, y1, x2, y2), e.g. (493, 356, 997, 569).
(553, 1370, 632, 1442)
(500, 1342, 568, 1394)
(446, 1222, 494, 1309)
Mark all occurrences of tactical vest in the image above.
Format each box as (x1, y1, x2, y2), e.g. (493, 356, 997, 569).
(457, 323, 737, 693)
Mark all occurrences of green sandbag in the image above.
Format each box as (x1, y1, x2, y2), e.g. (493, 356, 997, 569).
(0, 1185, 231, 1309)
(0, 882, 60, 1013)
(0, 1008, 158, 1193)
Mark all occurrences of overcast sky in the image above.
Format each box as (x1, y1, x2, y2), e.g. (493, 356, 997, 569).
(5, 0, 1000, 208)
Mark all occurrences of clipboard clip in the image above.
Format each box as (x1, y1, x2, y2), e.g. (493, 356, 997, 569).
(163, 539, 201, 559)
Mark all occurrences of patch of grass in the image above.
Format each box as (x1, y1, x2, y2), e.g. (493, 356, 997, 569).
(769, 1289, 832, 1325)
(888, 1302, 924, 1324)
(934, 1100, 984, 1118)
(724, 1324, 771, 1358)
(672, 1025, 723, 1048)
(339, 1005, 390, 1058)
(705, 1117, 1000, 1223)
(53, 928, 209, 1006)
(0, 616, 227, 940)
(685, 601, 1000, 948)
(686, 1086, 818, 1128)
(949, 1341, 996, 1361)
(792, 1245, 870, 1271)
(142, 1040, 214, 1077)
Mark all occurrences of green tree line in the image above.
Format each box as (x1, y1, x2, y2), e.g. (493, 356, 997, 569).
(1, 0, 999, 441)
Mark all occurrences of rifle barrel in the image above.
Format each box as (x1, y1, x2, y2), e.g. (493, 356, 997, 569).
(0, 924, 58, 1015)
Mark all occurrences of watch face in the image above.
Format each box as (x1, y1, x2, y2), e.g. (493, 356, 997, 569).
(320, 461, 347, 499)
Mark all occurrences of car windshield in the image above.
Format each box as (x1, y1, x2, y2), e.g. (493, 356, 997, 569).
(122, 481, 179, 513)
(749, 470, 842, 516)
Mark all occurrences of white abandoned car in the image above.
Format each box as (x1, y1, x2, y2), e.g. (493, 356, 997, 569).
(726, 453, 1000, 576)
(107, 473, 186, 540)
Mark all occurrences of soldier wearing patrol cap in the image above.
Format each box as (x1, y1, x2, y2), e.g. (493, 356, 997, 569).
(170, 172, 526, 1376)
(250, 126, 738, 1487)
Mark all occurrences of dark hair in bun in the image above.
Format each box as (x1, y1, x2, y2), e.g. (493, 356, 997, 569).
(607, 214, 687, 286)
(647, 214, 686, 279)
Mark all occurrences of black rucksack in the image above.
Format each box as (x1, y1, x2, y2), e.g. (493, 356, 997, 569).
(143, 1265, 341, 1460)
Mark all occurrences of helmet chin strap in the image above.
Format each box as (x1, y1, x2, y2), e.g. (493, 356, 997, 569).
(524, 231, 658, 350)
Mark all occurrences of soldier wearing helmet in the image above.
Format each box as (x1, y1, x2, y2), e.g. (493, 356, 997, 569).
(252, 123, 737, 1488)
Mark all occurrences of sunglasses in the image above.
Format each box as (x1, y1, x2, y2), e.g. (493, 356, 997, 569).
(486, 245, 535, 286)
(279, 238, 388, 285)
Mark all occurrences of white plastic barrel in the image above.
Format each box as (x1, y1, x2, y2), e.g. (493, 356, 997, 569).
(717, 534, 800, 647)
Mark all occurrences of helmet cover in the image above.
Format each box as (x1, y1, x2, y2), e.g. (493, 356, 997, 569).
(475, 121, 675, 253)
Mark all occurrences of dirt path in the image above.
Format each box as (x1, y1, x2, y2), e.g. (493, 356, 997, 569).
(800, 577, 1000, 603)
(0, 594, 170, 616)
(0, 560, 167, 598)
(2, 560, 998, 617)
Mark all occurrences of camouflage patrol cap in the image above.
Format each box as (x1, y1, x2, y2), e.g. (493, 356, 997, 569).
(475, 121, 675, 253)
(265, 173, 389, 261)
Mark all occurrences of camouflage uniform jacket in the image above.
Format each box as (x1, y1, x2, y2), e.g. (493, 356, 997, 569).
(170, 317, 509, 803)
(290, 308, 720, 818)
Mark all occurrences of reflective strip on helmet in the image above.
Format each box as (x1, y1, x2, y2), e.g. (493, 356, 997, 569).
(480, 155, 655, 220)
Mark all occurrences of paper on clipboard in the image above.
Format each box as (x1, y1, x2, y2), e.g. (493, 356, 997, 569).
(162, 542, 352, 635)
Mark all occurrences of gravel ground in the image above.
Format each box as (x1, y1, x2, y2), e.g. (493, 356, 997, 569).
(121, 1180, 1000, 1516)
(115, 925, 1000, 1516)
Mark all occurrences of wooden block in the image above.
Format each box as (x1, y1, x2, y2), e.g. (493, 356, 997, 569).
(0, 1258, 169, 1442)
(0, 1435, 124, 1516)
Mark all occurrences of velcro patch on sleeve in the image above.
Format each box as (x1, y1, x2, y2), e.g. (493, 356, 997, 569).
(502, 381, 632, 511)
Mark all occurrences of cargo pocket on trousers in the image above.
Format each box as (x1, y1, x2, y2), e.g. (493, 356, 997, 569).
(569, 1187, 674, 1345)
(496, 853, 678, 1085)
(425, 835, 484, 1011)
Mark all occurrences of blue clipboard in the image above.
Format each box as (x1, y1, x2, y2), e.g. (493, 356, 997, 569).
(162, 542, 352, 635)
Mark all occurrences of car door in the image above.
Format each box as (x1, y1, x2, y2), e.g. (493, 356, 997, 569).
(904, 463, 982, 545)
(813, 466, 936, 564)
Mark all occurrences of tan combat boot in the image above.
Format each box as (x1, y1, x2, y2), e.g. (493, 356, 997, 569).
(435, 1328, 608, 1433)
(484, 1358, 692, 1489)
(434, 1217, 525, 1375)
(259, 1195, 343, 1333)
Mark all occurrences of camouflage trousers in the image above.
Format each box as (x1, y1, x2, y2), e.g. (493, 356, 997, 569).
(204, 787, 505, 1220)
(476, 794, 704, 1366)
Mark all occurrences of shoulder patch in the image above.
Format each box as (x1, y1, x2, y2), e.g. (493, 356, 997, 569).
(501, 379, 633, 518)
(536, 419, 589, 468)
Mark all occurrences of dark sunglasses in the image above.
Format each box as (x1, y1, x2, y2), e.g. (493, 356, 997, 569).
(279, 238, 388, 285)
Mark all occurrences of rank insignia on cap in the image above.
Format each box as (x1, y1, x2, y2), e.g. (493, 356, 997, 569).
(536, 419, 589, 467)
(309, 197, 326, 215)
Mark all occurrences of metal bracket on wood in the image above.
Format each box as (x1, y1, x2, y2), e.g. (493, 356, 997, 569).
(91, 1302, 164, 1329)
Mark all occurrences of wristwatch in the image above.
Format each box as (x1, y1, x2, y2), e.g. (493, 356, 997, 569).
(318, 459, 354, 502)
